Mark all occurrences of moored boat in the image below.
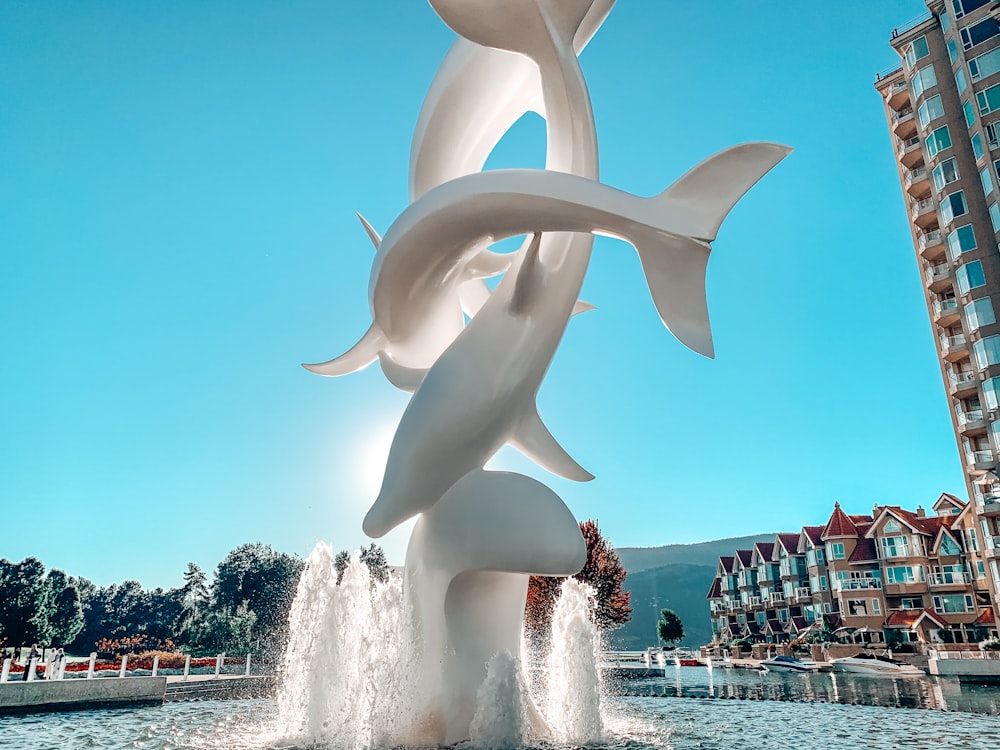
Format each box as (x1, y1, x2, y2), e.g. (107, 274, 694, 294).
(830, 653, 924, 676)
(761, 654, 821, 673)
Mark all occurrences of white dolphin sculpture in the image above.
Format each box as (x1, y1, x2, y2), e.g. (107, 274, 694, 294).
(363, 143, 791, 538)
(303, 0, 610, 389)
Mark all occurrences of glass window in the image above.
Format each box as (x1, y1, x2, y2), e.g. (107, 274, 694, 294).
(958, 260, 986, 293)
(933, 594, 973, 613)
(977, 83, 1000, 114)
(920, 94, 945, 126)
(831, 542, 845, 560)
(961, 16, 1000, 49)
(975, 335, 1000, 368)
(886, 565, 924, 583)
(954, 0, 991, 18)
(948, 38, 959, 63)
(986, 168, 997, 196)
(978, 560, 987, 577)
(947, 224, 976, 259)
(984, 377, 1000, 409)
(885, 519, 901, 533)
(989, 122, 1000, 148)
(969, 528, 980, 552)
(957, 67, 969, 94)
(927, 125, 952, 157)
(964, 100, 976, 126)
(971, 47, 1000, 81)
(882, 536, 912, 558)
(967, 297, 996, 330)
(942, 9, 952, 31)
(912, 65, 938, 98)
(992, 202, 1000, 231)
(816, 549, 825, 565)
(820, 575, 828, 591)
(973, 132, 984, 159)
(934, 158, 960, 191)
(941, 190, 968, 223)
(940, 535, 962, 556)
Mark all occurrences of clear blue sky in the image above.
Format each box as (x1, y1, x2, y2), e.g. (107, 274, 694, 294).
(1, 0, 956, 590)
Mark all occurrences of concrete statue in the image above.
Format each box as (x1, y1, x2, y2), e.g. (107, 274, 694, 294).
(303, 0, 789, 743)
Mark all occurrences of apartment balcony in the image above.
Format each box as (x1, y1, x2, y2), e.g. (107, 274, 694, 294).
(978, 495, 1000, 517)
(985, 535, 1000, 558)
(912, 198, 938, 230)
(966, 449, 994, 471)
(905, 166, 931, 198)
(928, 571, 973, 588)
(898, 135, 923, 168)
(940, 333, 970, 362)
(949, 369, 978, 397)
(919, 229, 944, 260)
(887, 79, 911, 111)
(748, 596, 764, 608)
(932, 296, 960, 326)
(882, 582, 929, 595)
(893, 107, 917, 139)
(832, 578, 882, 593)
(767, 592, 786, 605)
(959, 409, 987, 435)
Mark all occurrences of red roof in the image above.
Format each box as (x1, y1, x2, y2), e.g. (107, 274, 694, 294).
(735, 549, 753, 565)
(802, 526, 825, 546)
(848, 538, 878, 563)
(823, 502, 859, 539)
(884, 608, 947, 629)
(754, 542, 775, 561)
(975, 609, 996, 625)
(776, 533, 801, 554)
(718, 556, 735, 574)
(706, 577, 722, 599)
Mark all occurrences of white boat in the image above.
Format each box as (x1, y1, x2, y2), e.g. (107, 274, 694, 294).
(760, 655, 821, 673)
(830, 653, 924, 676)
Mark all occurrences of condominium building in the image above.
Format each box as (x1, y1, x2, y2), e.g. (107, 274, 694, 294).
(707, 497, 997, 647)
(875, 0, 1000, 617)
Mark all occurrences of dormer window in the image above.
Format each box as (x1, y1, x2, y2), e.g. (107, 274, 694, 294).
(885, 519, 901, 533)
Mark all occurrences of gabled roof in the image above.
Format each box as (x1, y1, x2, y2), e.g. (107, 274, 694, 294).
(743, 622, 762, 636)
(764, 619, 783, 635)
(799, 526, 825, 552)
(786, 616, 810, 633)
(930, 527, 964, 557)
(932, 492, 966, 515)
(884, 608, 947, 630)
(718, 556, 735, 574)
(848, 537, 878, 563)
(774, 533, 802, 558)
(822, 502, 859, 539)
(752, 542, 774, 565)
(735, 549, 753, 566)
(707, 577, 722, 599)
(865, 505, 950, 538)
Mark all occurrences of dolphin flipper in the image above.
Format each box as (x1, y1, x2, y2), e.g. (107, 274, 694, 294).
(378, 352, 428, 392)
(302, 324, 385, 376)
(509, 408, 594, 482)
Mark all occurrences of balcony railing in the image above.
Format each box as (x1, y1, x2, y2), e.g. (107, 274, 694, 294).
(967, 449, 993, 466)
(897, 135, 921, 156)
(949, 370, 976, 388)
(913, 199, 937, 219)
(924, 262, 949, 283)
(941, 333, 968, 351)
(919, 229, 942, 252)
(929, 572, 972, 586)
(794, 586, 812, 599)
(958, 409, 985, 426)
(933, 297, 959, 316)
(832, 578, 882, 592)
(893, 106, 914, 123)
(749, 596, 763, 607)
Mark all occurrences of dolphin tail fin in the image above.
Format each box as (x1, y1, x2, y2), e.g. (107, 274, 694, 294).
(509, 407, 594, 482)
(655, 142, 792, 242)
(302, 324, 385, 376)
(356, 212, 382, 249)
(635, 142, 791, 358)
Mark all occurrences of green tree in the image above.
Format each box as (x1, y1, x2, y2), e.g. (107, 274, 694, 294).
(335, 544, 389, 584)
(187, 603, 258, 655)
(334, 550, 351, 585)
(46, 569, 84, 647)
(174, 563, 211, 646)
(656, 608, 684, 647)
(0, 558, 53, 647)
(212, 543, 304, 649)
(525, 520, 632, 636)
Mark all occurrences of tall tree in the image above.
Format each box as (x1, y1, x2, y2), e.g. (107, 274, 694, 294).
(0, 558, 53, 647)
(334, 544, 389, 584)
(46, 569, 84, 647)
(656, 608, 684, 647)
(524, 520, 632, 636)
(174, 563, 211, 645)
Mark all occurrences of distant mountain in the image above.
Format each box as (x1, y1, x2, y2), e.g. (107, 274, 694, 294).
(616, 534, 777, 574)
(608, 533, 776, 650)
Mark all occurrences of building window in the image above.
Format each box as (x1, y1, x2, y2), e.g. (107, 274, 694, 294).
(927, 126, 953, 157)
(989, 122, 1000, 149)
(831, 542, 845, 560)
(958, 260, 987, 294)
(969, 528, 980, 552)
(906, 36, 931, 68)
(965, 297, 996, 331)
(965, 100, 976, 126)
(970, 46, 1000, 81)
(942, 9, 952, 31)
(872, 599, 881, 615)
(912, 64, 938, 99)
(886, 565, 924, 583)
(984, 168, 996, 196)
(983, 377, 1000, 409)
(939, 535, 962, 556)
(941, 190, 968, 223)
(901, 596, 923, 609)
(978, 560, 987, 578)
(847, 599, 868, 616)
(992, 202, 1000, 231)
(974, 335, 1000, 368)
(816, 548, 825, 565)
(977, 84, 1000, 115)
(948, 38, 959, 63)
(933, 594, 974, 613)
(957, 67, 969, 94)
(820, 575, 828, 591)
(881, 536, 912, 558)
(973, 132, 984, 159)
(954, 0, 992, 18)
(934, 158, 960, 191)
(961, 16, 1000, 49)
(920, 95, 945, 126)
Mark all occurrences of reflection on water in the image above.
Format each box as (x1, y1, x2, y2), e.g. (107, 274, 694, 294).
(1, 672, 1000, 750)
(613, 665, 1000, 715)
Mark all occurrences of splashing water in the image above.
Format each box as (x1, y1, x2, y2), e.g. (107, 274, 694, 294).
(276, 546, 609, 749)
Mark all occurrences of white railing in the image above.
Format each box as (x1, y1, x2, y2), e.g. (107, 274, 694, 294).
(919, 230, 942, 251)
(914, 199, 937, 219)
(929, 571, 972, 586)
(794, 586, 812, 599)
(949, 370, 976, 388)
(897, 135, 920, 155)
(958, 409, 985, 425)
(929, 649, 1000, 660)
(833, 578, 882, 592)
(967, 449, 993, 465)
(768, 592, 785, 604)
(933, 297, 959, 316)
(941, 333, 968, 350)
(749, 596, 763, 607)
(893, 107, 914, 123)
(0, 652, 255, 683)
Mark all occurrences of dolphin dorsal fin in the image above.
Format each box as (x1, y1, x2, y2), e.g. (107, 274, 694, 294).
(509, 233, 545, 317)
(356, 212, 382, 249)
(509, 406, 594, 482)
(656, 142, 791, 242)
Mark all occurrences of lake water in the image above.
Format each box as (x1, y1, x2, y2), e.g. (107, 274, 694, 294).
(2, 669, 999, 749)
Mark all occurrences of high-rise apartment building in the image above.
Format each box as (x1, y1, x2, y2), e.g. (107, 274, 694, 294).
(876, 0, 1000, 617)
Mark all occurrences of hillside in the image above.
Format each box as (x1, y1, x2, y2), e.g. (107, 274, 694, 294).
(608, 533, 776, 650)
(616, 534, 777, 574)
